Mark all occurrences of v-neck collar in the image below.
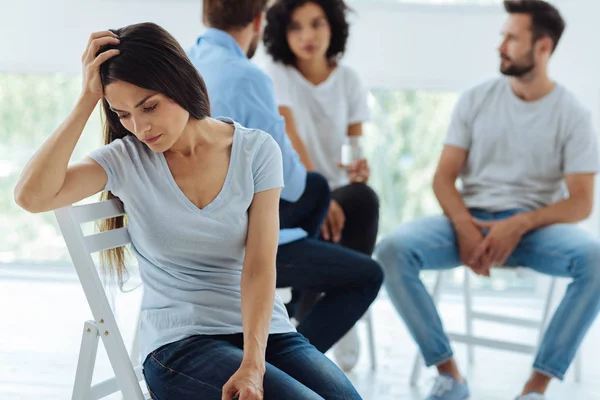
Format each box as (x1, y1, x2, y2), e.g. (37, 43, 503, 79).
(158, 118, 239, 215)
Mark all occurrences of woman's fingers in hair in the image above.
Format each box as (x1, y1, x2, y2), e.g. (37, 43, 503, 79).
(83, 31, 118, 61)
(83, 33, 120, 63)
(87, 30, 119, 47)
(92, 49, 121, 67)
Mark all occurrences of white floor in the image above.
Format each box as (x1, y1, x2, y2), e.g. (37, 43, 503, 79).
(1, 265, 599, 400)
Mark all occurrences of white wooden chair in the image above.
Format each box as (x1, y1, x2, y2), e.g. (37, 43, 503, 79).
(410, 267, 582, 385)
(57, 198, 300, 399)
(363, 308, 378, 370)
(54, 199, 149, 400)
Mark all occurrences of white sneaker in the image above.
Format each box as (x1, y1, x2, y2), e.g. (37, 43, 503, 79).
(333, 327, 360, 372)
(515, 393, 545, 400)
(426, 374, 470, 400)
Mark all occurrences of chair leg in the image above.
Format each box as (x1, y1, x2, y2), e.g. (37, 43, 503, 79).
(364, 309, 377, 371)
(72, 321, 100, 400)
(410, 271, 445, 386)
(464, 268, 475, 364)
(410, 352, 423, 387)
(574, 352, 582, 383)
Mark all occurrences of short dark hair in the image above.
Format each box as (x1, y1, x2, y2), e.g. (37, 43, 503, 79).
(504, 0, 566, 53)
(263, 0, 351, 66)
(203, 0, 269, 30)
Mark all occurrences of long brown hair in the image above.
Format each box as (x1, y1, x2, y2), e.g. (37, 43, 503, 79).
(96, 22, 211, 285)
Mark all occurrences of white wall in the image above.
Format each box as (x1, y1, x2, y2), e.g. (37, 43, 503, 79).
(0, 0, 203, 73)
(2, 0, 599, 227)
(2, 0, 596, 124)
(3, 0, 596, 103)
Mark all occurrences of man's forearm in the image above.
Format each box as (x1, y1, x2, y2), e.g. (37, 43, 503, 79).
(520, 196, 592, 232)
(433, 175, 472, 227)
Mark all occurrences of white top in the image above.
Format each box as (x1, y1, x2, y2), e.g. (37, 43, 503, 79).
(445, 77, 598, 211)
(89, 119, 296, 363)
(264, 61, 370, 189)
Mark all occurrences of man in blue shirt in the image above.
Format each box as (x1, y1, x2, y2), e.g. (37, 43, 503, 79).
(188, 0, 383, 356)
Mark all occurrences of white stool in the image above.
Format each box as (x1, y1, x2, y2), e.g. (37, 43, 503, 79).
(410, 268, 582, 385)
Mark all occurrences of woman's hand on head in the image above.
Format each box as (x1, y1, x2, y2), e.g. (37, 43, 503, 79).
(81, 31, 121, 101)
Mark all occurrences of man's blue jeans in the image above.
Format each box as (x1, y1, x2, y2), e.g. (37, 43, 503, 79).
(374, 209, 600, 380)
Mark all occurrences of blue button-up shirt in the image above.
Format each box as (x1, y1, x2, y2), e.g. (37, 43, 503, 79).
(188, 28, 308, 245)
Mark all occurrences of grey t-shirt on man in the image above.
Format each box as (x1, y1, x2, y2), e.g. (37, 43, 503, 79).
(445, 77, 598, 211)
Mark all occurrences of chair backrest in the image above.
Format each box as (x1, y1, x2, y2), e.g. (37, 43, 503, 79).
(55, 199, 143, 399)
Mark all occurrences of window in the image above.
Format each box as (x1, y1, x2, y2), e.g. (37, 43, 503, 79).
(0, 73, 102, 264)
(1, 74, 534, 291)
(364, 89, 455, 235)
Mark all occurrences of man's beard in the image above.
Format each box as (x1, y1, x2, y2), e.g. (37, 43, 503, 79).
(500, 49, 535, 77)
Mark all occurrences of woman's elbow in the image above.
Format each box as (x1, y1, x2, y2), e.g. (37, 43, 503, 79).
(14, 186, 46, 214)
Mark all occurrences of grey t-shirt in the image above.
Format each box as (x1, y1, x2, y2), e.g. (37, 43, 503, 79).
(445, 77, 598, 211)
(89, 119, 295, 363)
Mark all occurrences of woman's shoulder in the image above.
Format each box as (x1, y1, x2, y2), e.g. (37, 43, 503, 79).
(337, 64, 364, 86)
(233, 122, 274, 151)
(229, 121, 279, 164)
(89, 134, 154, 170)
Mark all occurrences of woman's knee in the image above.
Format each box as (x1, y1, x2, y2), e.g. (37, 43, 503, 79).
(346, 251, 384, 287)
(306, 172, 330, 199)
(369, 257, 385, 286)
(266, 333, 360, 399)
(348, 183, 379, 213)
(282, 343, 361, 399)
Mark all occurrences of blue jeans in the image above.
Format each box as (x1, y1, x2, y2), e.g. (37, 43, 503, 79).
(277, 239, 383, 352)
(142, 332, 362, 399)
(278, 172, 384, 352)
(374, 209, 600, 380)
(280, 172, 331, 239)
